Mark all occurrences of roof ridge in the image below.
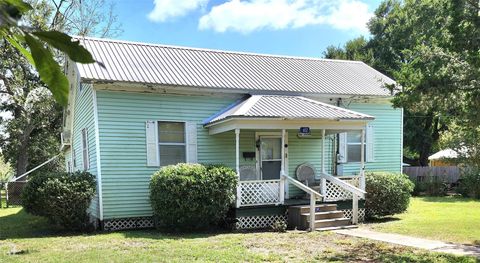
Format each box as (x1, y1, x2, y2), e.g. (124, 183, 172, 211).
(73, 35, 365, 64)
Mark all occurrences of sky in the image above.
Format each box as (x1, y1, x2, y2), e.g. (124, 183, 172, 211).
(113, 0, 384, 58)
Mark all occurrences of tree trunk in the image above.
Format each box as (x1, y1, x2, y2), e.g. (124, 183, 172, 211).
(15, 128, 32, 179)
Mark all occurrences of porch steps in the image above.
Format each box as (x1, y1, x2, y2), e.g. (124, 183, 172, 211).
(288, 204, 355, 231)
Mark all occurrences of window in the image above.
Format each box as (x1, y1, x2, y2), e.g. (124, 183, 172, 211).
(81, 128, 89, 170)
(346, 131, 366, 163)
(72, 149, 77, 168)
(158, 122, 186, 166)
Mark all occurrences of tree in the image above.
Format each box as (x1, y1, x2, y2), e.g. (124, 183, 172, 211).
(323, 0, 479, 166)
(0, 0, 121, 177)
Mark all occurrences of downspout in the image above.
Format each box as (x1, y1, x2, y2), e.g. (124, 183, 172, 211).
(334, 98, 342, 175)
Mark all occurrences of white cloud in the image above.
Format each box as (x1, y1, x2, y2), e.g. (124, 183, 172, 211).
(148, 0, 208, 22)
(198, 0, 372, 34)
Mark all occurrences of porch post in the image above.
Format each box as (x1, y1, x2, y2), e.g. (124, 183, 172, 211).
(320, 129, 326, 196)
(280, 129, 286, 204)
(235, 128, 241, 208)
(235, 128, 240, 175)
(360, 128, 366, 190)
(352, 194, 359, 224)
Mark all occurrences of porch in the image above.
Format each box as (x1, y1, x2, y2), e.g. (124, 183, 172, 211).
(203, 95, 371, 230)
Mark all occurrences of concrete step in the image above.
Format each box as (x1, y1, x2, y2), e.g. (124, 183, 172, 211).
(316, 225, 358, 231)
(289, 204, 337, 214)
(312, 217, 351, 228)
(302, 210, 345, 220)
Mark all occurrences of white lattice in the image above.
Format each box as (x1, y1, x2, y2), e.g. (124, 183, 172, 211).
(238, 180, 281, 206)
(103, 217, 154, 231)
(324, 177, 360, 201)
(236, 215, 287, 229)
(341, 208, 365, 223)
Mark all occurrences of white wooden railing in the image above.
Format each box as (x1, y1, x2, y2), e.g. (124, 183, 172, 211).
(236, 179, 282, 207)
(282, 174, 323, 231)
(319, 172, 366, 224)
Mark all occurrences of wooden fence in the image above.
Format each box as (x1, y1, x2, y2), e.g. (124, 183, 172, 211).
(403, 166, 461, 184)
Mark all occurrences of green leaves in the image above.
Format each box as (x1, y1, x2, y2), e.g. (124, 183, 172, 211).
(32, 31, 95, 63)
(1, 0, 96, 106)
(24, 34, 69, 106)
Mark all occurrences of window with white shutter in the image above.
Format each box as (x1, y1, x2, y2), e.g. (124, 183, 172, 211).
(338, 126, 374, 163)
(81, 128, 89, 170)
(72, 148, 77, 168)
(158, 121, 186, 167)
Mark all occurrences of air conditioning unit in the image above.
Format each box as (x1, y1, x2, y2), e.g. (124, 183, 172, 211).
(61, 130, 72, 146)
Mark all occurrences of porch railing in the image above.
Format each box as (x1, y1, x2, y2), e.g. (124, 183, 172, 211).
(282, 174, 323, 231)
(319, 172, 366, 224)
(323, 176, 362, 202)
(236, 179, 282, 207)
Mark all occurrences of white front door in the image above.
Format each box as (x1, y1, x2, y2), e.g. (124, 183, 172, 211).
(259, 136, 282, 180)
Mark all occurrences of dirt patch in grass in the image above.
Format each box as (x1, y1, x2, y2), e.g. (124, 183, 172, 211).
(242, 230, 477, 262)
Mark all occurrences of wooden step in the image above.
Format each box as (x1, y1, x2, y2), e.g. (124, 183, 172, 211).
(289, 204, 337, 214)
(301, 210, 345, 220)
(312, 217, 351, 228)
(315, 225, 358, 231)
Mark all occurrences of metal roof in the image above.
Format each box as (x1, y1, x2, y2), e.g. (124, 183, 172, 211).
(75, 36, 395, 96)
(204, 95, 374, 125)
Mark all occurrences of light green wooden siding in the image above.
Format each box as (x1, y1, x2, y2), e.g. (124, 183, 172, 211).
(96, 91, 242, 219)
(340, 102, 402, 175)
(71, 83, 98, 218)
(287, 131, 335, 197)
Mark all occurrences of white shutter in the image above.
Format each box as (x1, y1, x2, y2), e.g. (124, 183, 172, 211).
(146, 121, 159, 167)
(186, 121, 198, 163)
(366, 124, 375, 162)
(338, 132, 347, 163)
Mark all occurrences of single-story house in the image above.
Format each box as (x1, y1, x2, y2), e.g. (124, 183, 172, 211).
(62, 37, 403, 231)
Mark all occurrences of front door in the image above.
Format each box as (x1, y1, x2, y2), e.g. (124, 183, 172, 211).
(260, 136, 282, 180)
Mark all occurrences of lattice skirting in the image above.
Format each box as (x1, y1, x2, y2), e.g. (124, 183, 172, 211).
(103, 217, 154, 231)
(236, 214, 287, 230)
(341, 208, 365, 223)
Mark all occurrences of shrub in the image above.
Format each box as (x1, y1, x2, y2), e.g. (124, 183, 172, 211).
(458, 169, 480, 199)
(22, 171, 96, 231)
(150, 163, 237, 231)
(271, 220, 287, 233)
(412, 176, 448, 196)
(365, 172, 414, 218)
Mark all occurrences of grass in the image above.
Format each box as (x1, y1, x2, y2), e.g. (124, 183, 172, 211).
(0, 207, 478, 262)
(367, 196, 480, 245)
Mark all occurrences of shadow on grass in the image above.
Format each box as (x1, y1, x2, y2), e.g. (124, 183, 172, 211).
(364, 216, 401, 224)
(323, 240, 480, 263)
(0, 207, 232, 241)
(0, 208, 82, 240)
(418, 196, 476, 203)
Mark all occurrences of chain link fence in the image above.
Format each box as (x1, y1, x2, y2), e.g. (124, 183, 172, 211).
(6, 181, 27, 206)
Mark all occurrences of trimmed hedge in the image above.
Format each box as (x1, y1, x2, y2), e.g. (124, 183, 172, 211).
(22, 171, 96, 231)
(365, 172, 414, 218)
(149, 163, 237, 231)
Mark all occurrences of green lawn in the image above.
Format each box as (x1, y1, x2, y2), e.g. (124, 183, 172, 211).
(0, 207, 477, 262)
(368, 196, 480, 245)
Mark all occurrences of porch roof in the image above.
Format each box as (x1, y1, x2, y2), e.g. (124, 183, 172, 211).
(204, 95, 374, 126)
